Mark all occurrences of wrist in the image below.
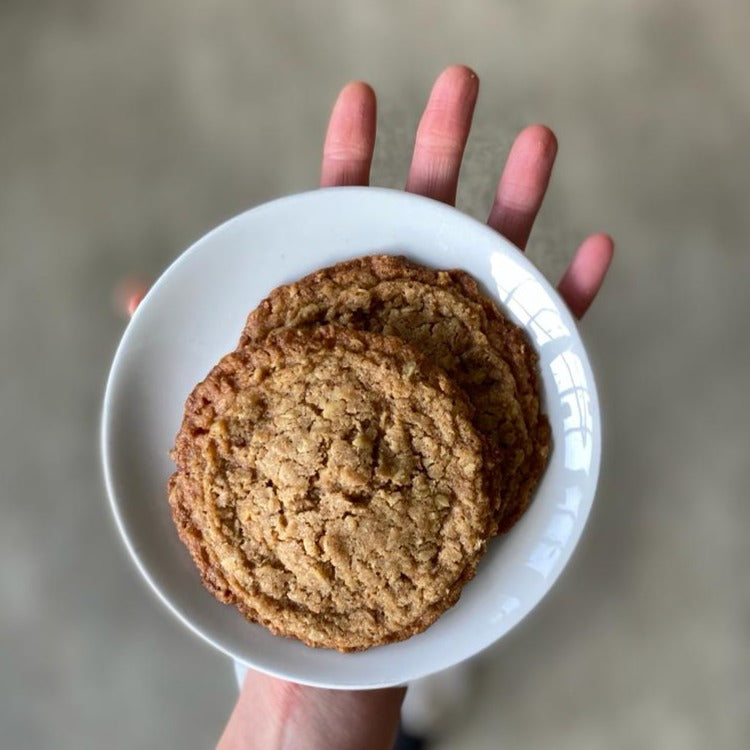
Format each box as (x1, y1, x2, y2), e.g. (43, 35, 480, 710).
(217, 670, 405, 750)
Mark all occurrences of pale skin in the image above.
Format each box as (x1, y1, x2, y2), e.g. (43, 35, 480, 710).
(118, 65, 613, 750)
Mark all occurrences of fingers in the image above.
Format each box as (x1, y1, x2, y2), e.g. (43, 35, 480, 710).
(487, 125, 558, 251)
(405, 65, 479, 205)
(320, 82, 377, 187)
(487, 125, 612, 317)
(557, 233, 614, 318)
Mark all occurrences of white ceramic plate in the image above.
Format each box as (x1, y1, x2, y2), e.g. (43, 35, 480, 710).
(101, 187, 601, 689)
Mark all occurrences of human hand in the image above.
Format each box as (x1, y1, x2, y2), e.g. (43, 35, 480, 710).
(120, 65, 612, 322)
(118, 65, 613, 750)
(320, 64, 613, 319)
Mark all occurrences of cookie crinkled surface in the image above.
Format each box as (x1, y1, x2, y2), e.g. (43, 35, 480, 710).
(240, 254, 551, 533)
(169, 325, 491, 651)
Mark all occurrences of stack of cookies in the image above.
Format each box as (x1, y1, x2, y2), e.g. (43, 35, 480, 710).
(168, 255, 550, 651)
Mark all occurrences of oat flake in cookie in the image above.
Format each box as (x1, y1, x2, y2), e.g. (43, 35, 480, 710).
(168, 326, 491, 652)
(240, 254, 551, 534)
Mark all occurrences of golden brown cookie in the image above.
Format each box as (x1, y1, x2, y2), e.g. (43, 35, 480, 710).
(239, 255, 550, 533)
(169, 326, 491, 651)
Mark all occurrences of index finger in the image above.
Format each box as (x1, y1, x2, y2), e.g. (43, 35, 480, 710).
(320, 82, 377, 188)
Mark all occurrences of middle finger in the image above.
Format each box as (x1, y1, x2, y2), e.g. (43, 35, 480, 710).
(405, 65, 479, 205)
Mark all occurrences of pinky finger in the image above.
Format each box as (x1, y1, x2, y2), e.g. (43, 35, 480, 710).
(557, 233, 614, 319)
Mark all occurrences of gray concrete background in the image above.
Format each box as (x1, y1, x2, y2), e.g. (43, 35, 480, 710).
(1, 1, 748, 747)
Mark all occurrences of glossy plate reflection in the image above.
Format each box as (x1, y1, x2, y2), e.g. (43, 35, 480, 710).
(490, 252, 597, 580)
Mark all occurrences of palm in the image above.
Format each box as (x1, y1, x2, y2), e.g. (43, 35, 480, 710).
(320, 65, 613, 318)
